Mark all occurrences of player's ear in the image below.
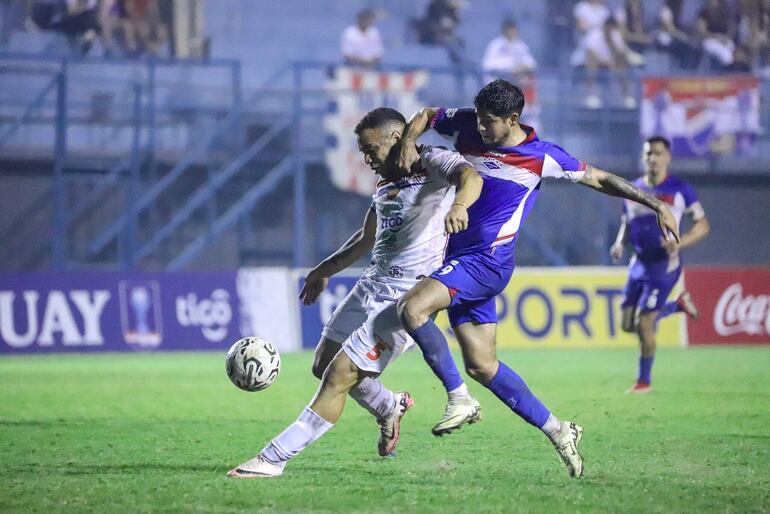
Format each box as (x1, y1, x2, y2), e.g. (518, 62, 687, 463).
(508, 112, 520, 127)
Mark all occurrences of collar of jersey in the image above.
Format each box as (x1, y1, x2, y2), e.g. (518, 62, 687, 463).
(494, 124, 538, 151)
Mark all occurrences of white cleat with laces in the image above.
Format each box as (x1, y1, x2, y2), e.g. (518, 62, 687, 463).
(551, 421, 584, 478)
(227, 455, 285, 478)
(431, 395, 482, 436)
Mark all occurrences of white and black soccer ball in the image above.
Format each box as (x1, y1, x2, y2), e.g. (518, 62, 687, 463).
(226, 337, 281, 392)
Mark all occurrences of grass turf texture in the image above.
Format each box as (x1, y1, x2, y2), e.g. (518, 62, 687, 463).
(1, 347, 769, 513)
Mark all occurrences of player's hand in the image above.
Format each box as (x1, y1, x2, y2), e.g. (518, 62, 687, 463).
(661, 238, 679, 255)
(445, 204, 469, 234)
(609, 242, 624, 263)
(299, 269, 329, 305)
(655, 204, 680, 244)
(396, 142, 421, 176)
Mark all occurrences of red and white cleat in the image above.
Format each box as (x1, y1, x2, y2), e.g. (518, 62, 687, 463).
(377, 391, 414, 456)
(625, 381, 652, 394)
(677, 292, 699, 320)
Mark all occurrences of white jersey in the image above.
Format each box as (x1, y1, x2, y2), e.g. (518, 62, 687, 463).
(363, 146, 470, 284)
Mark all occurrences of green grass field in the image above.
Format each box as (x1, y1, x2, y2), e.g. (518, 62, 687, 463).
(1, 347, 769, 513)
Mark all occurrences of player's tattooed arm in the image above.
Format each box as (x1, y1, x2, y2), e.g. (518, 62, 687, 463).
(580, 166, 680, 243)
(300, 208, 376, 305)
(397, 107, 440, 176)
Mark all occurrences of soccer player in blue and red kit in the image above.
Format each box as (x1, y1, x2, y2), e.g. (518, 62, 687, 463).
(395, 79, 680, 478)
(610, 136, 710, 394)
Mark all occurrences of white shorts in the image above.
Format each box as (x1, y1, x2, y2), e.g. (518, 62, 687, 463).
(321, 276, 415, 374)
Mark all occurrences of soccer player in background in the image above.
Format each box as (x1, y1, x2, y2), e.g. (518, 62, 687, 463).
(227, 107, 483, 477)
(395, 79, 680, 478)
(610, 135, 710, 394)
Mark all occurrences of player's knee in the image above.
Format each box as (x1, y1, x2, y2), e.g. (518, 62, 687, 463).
(311, 359, 326, 380)
(325, 355, 359, 392)
(397, 297, 426, 331)
(621, 319, 637, 333)
(465, 360, 497, 384)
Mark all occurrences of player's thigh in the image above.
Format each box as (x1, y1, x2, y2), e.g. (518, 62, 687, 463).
(397, 277, 451, 323)
(321, 280, 370, 352)
(312, 336, 343, 379)
(344, 302, 412, 375)
(620, 306, 638, 333)
(454, 322, 498, 378)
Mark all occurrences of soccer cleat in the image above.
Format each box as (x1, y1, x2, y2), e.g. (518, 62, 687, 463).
(552, 421, 584, 478)
(431, 396, 482, 436)
(227, 455, 285, 478)
(377, 391, 414, 456)
(677, 292, 699, 320)
(625, 381, 652, 394)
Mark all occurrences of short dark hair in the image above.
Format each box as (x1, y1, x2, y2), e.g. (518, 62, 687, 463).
(645, 135, 671, 151)
(502, 18, 517, 30)
(354, 107, 406, 135)
(474, 79, 525, 117)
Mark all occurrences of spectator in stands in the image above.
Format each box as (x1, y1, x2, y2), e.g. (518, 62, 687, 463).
(340, 8, 383, 69)
(571, 0, 636, 109)
(481, 19, 536, 84)
(416, 0, 467, 65)
(655, 0, 700, 69)
(615, 0, 652, 54)
(738, 0, 770, 70)
(31, 0, 99, 54)
(127, 0, 168, 56)
(697, 0, 737, 68)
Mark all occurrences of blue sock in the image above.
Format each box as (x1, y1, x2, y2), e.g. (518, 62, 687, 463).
(638, 356, 654, 384)
(407, 319, 464, 393)
(485, 361, 550, 428)
(656, 301, 680, 321)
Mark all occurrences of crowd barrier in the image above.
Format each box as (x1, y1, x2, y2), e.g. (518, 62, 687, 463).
(1, 267, 767, 354)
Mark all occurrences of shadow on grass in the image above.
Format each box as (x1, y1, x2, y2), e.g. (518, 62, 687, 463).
(2, 463, 227, 475)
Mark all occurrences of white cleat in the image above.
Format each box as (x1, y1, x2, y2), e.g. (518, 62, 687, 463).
(378, 391, 414, 456)
(227, 455, 285, 478)
(552, 421, 584, 478)
(677, 292, 699, 320)
(431, 396, 482, 436)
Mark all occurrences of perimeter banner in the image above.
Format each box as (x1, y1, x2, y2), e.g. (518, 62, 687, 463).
(684, 267, 770, 345)
(0, 269, 300, 354)
(296, 268, 685, 350)
(436, 267, 684, 348)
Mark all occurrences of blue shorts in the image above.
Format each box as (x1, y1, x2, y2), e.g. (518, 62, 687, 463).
(620, 265, 681, 313)
(429, 244, 515, 327)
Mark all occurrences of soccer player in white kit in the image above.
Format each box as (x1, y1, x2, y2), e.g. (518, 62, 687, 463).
(228, 107, 483, 478)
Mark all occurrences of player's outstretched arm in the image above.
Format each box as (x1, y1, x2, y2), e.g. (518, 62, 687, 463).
(579, 166, 680, 243)
(609, 214, 628, 263)
(679, 215, 710, 250)
(299, 208, 376, 305)
(397, 107, 440, 175)
(445, 165, 483, 234)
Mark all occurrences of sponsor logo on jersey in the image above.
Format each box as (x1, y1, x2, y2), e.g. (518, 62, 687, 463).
(483, 160, 501, 170)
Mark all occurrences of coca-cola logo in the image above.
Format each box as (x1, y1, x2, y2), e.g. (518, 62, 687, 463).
(713, 283, 770, 336)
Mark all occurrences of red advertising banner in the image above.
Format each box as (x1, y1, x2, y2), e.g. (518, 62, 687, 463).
(684, 267, 770, 345)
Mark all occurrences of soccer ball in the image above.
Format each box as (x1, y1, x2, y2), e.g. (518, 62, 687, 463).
(226, 337, 281, 391)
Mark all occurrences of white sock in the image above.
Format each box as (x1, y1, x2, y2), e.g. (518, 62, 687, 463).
(260, 407, 333, 464)
(447, 382, 470, 401)
(541, 413, 563, 441)
(349, 376, 397, 419)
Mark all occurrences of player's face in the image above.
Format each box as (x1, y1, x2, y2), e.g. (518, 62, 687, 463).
(642, 142, 671, 180)
(476, 111, 517, 146)
(357, 127, 400, 181)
